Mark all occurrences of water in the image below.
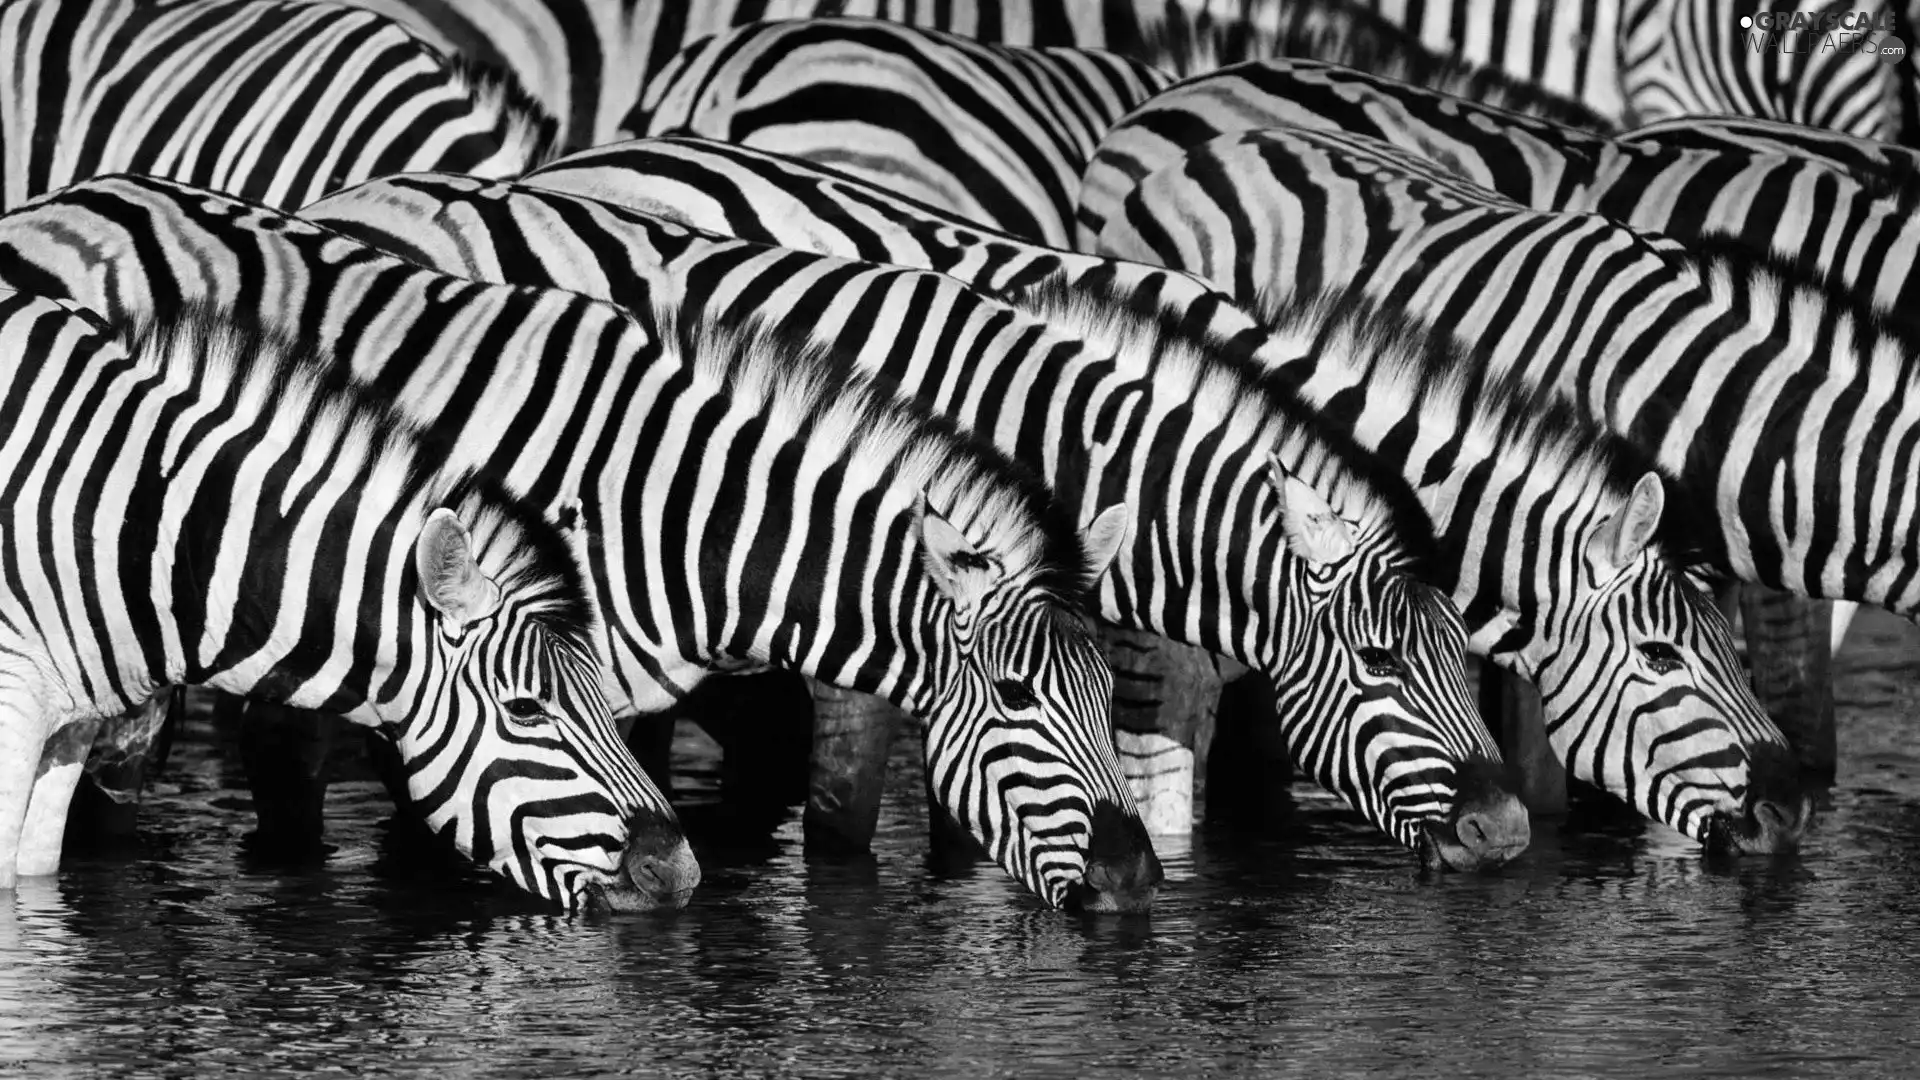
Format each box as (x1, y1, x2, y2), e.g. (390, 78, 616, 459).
(5, 612, 1920, 1079)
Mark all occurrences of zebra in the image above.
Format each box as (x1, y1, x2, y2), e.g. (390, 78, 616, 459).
(1073, 56, 1904, 719)
(300, 168, 1531, 869)
(337, 0, 1595, 149)
(324, 142, 1798, 855)
(625, 15, 1174, 247)
(1087, 120, 1901, 786)
(0, 0, 560, 213)
(0, 175, 1160, 911)
(0, 288, 693, 910)
(1339, 0, 1910, 138)
(1618, 114, 1920, 196)
(1077, 57, 1920, 314)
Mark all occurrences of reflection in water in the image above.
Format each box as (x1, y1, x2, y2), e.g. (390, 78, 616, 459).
(5, 612, 1920, 1077)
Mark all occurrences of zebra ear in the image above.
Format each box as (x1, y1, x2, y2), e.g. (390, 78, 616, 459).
(1588, 471, 1666, 576)
(1266, 453, 1356, 567)
(415, 508, 504, 627)
(917, 493, 996, 613)
(1080, 504, 1129, 585)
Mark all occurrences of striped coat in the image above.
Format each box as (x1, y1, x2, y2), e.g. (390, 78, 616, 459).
(0, 290, 684, 909)
(303, 167, 1530, 868)
(0, 0, 558, 212)
(386, 138, 1798, 852)
(1076, 58, 1920, 315)
(627, 16, 1173, 246)
(1089, 124, 1915, 727)
(0, 175, 1157, 910)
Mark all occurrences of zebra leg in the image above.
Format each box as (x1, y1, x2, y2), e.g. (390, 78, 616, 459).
(1097, 624, 1223, 835)
(622, 715, 676, 797)
(1478, 664, 1568, 815)
(692, 671, 814, 828)
(804, 681, 904, 855)
(1832, 601, 1859, 655)
(1713, 581, 1743, 625)
(71, 690, 177, 842)
(15, 715, 102, 876)
(236, 698, 340, 853)
(1739, 587, 1837, 779)
(1205, 665, 1297, 830)
(0, 676, 62, 887)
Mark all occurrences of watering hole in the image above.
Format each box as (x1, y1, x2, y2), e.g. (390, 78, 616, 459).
(3, 612, 1918, 1079)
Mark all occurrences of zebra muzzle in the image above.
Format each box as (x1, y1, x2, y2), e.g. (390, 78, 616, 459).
(1062, 801, 1163, 914)
(584, 817, 701, 912)
(1417, 760, 1531, 872)
(1701, 743, 1816, 856)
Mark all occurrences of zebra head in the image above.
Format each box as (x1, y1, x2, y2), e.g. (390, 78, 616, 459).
(915, 495, 1161, 913)
(398, 499, 698, 913)
(1520, 473, 1810, 854)
(1263, 459, 1528, 871)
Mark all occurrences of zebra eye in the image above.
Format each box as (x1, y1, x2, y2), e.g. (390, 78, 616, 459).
(1638, 643, 1685, 674)
(502, 697, 550, 726)
(1356, 647, 1401, 677)
(993, 679, 1041, 711)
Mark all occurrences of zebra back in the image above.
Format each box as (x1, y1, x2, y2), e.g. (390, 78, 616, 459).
(1338, 0, 1629, 119)
(0, 173, 1155, 910)
(1618, 0, 1909, 140)
(0, 289, 681, 910)
(301, 168, 1528, 868)
(1622, 114, 1920, 191)
(0, 0, 560, 212)
(1111, 122, 1920, 620)
(628, 16, 1174, 246)
(1077, 58, 1920, 316)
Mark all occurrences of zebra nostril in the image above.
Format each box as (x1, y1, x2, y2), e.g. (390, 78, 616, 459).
(1069, 802, 1162, 913)
(619, 816, 701, 908)
(1458, 813, 1491, 849)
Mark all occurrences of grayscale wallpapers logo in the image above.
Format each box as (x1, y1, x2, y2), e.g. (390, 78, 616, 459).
(1739, 10, 1906, 61)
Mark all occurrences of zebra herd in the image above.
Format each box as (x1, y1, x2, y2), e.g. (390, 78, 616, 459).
(0, 0, 1907, 917)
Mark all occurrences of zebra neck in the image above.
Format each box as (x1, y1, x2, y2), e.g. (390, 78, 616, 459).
(1086, 449, 1288, 668)
(1414, 464, 1547, 663)
(152, 450, 423, 725)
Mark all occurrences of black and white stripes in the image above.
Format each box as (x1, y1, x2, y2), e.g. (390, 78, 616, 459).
(0, 174, 1160, 910)
(0, 0, 559, 212)
(0, 289, 685, 909)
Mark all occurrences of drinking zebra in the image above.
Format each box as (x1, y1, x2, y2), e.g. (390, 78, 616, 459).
(0, 289, 692, 910)
(1088, 120, 1884, 793)
(1074, 57, 1909, 757)
(301, 168, 1529, 869)
(0, 175, 1158, 911)
(326, 139, 1798, 854)
(0, 0, 559, 212)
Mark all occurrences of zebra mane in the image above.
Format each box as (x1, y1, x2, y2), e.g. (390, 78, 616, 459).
(999, 273, 1438, 561)
(444, 54, 565, 169)
(1679, 228, 1920, 327)
(662, 303, 1100, 605)
(1110, 0, 1613, 130)
(1247, 284, 1717, 573)
(122, 303, 599, 647)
